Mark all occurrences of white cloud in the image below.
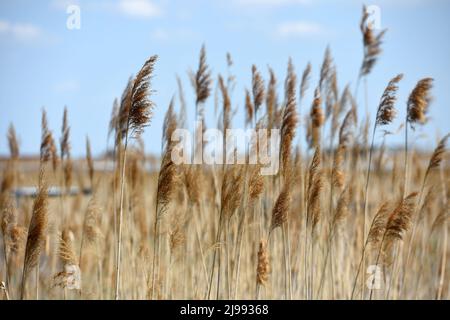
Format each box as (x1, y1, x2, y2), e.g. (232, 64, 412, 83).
(233, 0, 311, 7)
(276, 21, 324, 38)
(51, 0, 80, 10)
(118, 0, 162, 18)
(0, 19, 42, 42)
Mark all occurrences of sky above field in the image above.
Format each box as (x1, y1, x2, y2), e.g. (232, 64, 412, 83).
(0, 0, 449, 157)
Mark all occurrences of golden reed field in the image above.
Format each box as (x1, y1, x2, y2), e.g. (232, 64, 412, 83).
(0, 6, 448, 300)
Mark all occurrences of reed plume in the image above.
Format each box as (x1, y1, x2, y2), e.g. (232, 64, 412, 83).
(266, 67, 277, 130)
(319, 46, 333, 93)
(129, 56, 158, 137)
(359, 5, 386, 78)
(60, 107, 70, 161)
(376, 74, 403, 126)
(162, 97, 177, 150)
(1, 198, 18, 298)
(402, 133, 449, 285)
(256, 239, 270, 298)
(403, 78, 434, 197)
(194, 45, 212, 117)
(359, 74, 403, 296)
(59, 229, 78, 267)
(151, 123, 179, 299)
(248, 165, 264, 203)
(118, 77, 135, 144)
(82, 197, 102, 247)
(407, 78, 434, 127)
(221, 166, 244, 221)
(300, 62, 312, 104)
(53, 229, 81, 291)
(40, 109, 58, 171)
(308, 89, 324, 149)
(7, 124, 19, 161)
(280, 62, 298, 180)
(252, 65, 265, 123)
(332, 110, 354, 190)
(176, 76, 188, 128)
(245, 89, 254, 128)
(351, 201, 390, 299)
(116, 55, 158, 300)
(270, 183, 291, 232)
(21, 171, 48, 299)
(86, 136, 94, 189)
(60, 107, 72, 193)
(426, 134, 449, 176)
(384, 192, 418, 244)
(218, 75, 231, 132)
(368, 193, 418, 299)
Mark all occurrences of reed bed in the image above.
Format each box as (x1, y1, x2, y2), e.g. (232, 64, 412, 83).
(0, 7, 448, 300)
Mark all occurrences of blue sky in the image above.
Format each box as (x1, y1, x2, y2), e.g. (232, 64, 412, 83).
(0, 0, 449, 157)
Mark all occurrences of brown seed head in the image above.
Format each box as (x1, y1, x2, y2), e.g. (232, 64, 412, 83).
(407, 78, 434, 127)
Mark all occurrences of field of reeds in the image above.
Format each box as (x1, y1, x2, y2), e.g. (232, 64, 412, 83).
(0, 6, 448, 300)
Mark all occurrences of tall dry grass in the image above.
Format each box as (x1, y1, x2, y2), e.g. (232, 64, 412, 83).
(0, 6, 448, 301)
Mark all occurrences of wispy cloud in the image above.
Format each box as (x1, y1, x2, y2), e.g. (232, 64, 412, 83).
(276, 21, 325, 38)
(118, 0, 162, 18)
(0, 19, 42, 42)
(51, 0, 163, 19)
